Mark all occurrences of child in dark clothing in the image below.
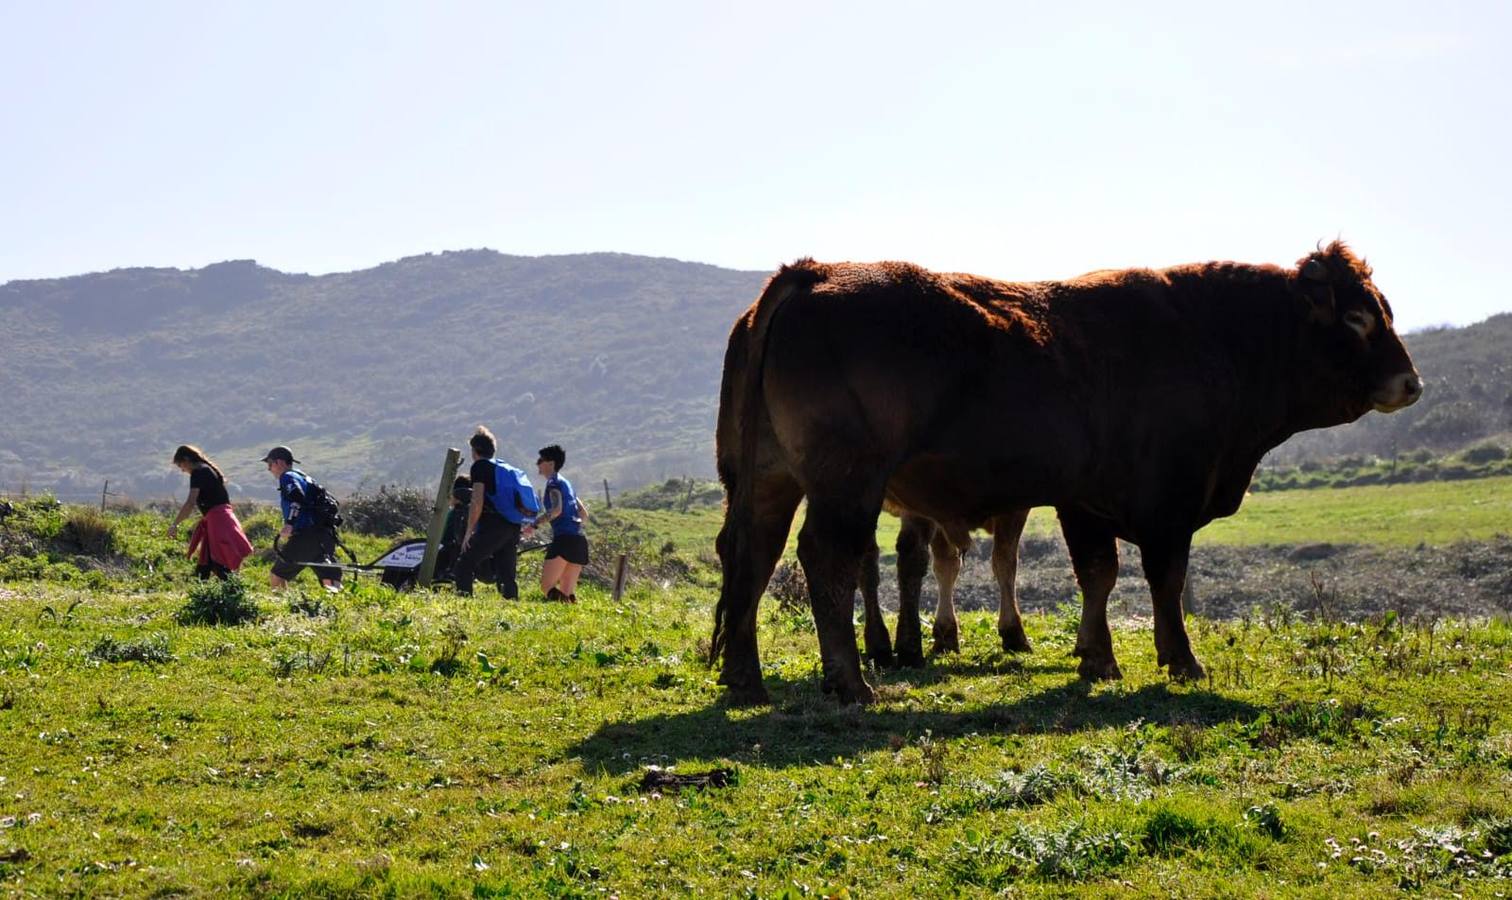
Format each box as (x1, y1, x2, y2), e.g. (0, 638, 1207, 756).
(436, 475, 472, 579)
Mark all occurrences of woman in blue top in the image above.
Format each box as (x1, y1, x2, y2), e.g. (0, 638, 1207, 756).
(534, 444, 589, 603)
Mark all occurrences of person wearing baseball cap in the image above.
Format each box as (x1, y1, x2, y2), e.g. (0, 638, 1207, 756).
(261, 446, 341, 592)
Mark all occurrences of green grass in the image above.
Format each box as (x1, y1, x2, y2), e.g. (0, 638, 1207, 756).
(1197, 475, 1512, 547)
(1, 493, 1510, 894)
(0, 577, 1510, 896)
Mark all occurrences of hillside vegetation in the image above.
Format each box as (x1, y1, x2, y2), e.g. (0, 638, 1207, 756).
(2, 254, 1509, 505)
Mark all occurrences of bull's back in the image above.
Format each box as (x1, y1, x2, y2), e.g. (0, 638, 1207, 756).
(758, 263, 1077, 477)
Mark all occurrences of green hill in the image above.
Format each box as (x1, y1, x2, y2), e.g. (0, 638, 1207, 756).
(0, 252, 767, 502)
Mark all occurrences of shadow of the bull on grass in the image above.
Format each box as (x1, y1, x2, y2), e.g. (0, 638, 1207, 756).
(568, 675, 1262, 774)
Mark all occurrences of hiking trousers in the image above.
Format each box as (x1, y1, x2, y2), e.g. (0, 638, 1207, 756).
(453, 513, 520, 599)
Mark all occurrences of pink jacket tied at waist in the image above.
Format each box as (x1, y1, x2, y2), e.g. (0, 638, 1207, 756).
(187, 504, 254, 571)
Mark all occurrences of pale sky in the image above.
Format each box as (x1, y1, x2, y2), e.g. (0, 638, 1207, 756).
(2, 1, 1508, 330)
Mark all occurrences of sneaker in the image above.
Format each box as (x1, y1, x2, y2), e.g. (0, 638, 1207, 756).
(546, 587, 564, 602)
(566, 593, 578, 604)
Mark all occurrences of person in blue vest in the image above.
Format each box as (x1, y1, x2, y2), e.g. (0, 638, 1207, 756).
(534, 443, 590, 603)
(454, 426, 539, 599)
(262, 445, 341, 592)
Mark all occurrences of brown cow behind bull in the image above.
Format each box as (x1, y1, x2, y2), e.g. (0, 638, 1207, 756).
(712, 243, 1421, 705)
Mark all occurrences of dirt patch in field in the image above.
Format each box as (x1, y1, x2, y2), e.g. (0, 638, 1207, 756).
(869, 536, 1512, 622)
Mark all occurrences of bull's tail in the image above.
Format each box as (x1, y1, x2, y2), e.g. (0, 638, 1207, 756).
(708, 260, 825, 668)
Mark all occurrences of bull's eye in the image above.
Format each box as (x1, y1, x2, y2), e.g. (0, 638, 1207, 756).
(1343, 310, 1374, 338)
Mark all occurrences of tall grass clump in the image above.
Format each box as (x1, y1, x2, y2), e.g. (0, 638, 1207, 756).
(177, 573, 260, 626)
(59, 507, 117, 556)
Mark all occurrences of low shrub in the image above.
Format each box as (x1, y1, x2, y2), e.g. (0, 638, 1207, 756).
(766, 561, 808, 614)
(89, 635, 174, 664)
(178, 574, 260, 626)
(343, 485, 431, 537)
(1460, 442, 1507, 464)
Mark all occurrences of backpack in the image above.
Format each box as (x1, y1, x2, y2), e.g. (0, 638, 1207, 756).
(294, 470, 342, 529)
(486, 459, 540, 524)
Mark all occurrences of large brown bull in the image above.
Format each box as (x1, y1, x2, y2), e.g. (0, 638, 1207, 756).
(712, 243, 1421, 705)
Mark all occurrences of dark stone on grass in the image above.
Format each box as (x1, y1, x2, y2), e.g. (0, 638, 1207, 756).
(638, 767, 734, 793)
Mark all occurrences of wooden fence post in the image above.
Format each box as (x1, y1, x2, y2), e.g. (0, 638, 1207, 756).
(418, 448, 463, 588)
(602, 478, 612, 509)
(611, 553, 629, 602)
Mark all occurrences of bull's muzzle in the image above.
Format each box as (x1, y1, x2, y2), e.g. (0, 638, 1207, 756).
(1372, 371, 1424, 412)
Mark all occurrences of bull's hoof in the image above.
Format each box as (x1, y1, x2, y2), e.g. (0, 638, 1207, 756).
(1077, 656, 1123, 681)
(1167, 657, 1207, 683)
(895, 645, 926, 668)
(999, 626, 1032, 654)
(834, 679, 877, 706)
(724, 682, 771, 707)
(931, 623, 960, 655)
(864, 646, 896, 669)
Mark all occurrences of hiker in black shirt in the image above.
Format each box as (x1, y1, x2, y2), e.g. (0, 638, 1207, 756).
(453, 425, 535, 598)
(169, 444, 252, 580)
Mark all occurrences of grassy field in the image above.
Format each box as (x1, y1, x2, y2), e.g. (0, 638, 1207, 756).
(0, 577, 1510, 896)
(0, 491, 1510, 895)
(623, 475, 1512, 561)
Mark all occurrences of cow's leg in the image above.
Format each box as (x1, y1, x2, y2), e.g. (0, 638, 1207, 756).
(930, 530, 964, 655)
(713, 473, 803, 706)
(1057, 507, 1122, 681)
(991, 509, 1033, 653)
(1140, 533, 1206, 682)
(798, 498, 880, 704)
(892, 514, 935, 668)
(858, 534, 894, 668)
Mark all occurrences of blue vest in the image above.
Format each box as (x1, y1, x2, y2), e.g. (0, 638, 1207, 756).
(546, 475, 582, 536)
(485, 459, 539, 524)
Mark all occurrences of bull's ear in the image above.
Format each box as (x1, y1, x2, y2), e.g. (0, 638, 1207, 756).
(1300, 257, 1335, 324)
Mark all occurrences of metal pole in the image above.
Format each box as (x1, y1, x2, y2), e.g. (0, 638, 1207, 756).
(417, 448, 463, 587)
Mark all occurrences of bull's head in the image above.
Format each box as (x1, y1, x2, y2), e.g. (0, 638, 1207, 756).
(1294, 241, 1422, 423)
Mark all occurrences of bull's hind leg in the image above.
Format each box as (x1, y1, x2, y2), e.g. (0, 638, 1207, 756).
(991, 510, 1033, 653)
(714, 473, 803, 705)
(1140, 533, 1206, 682)
(798, 498, 882, 704)
(858, 535, 894, 668)
(930, 530, 965, 655)
(1057, 507, 1123, 681)
(892, 514, 936, 668)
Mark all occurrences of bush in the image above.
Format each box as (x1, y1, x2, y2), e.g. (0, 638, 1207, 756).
(178, 574, 260, 626)
(1461, 442, 1507, 464)
(58, 508, 117, 556)
(766, 561, 809, 614)
(343, 484, 432, 537)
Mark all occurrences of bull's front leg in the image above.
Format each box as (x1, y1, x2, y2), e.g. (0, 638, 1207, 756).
(1140, 533, 1205, 682)
(1058, 507, 1123, 681)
